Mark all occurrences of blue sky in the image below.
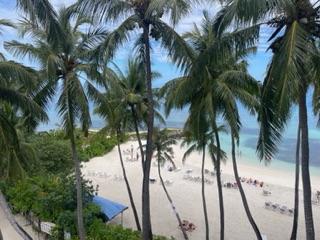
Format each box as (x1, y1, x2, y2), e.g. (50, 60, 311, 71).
(0, 0, 301, 131)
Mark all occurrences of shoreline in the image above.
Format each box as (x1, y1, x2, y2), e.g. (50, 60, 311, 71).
(83, 140, 320, 240)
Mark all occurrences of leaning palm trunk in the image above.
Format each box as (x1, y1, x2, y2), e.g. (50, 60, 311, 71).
(157, 157, 188, 240)
(0, 190, 31, 240)
(131, 105, 145, 171)
(231, 135, 262, 240)
(299, 86, 315, 240)
(214, 128, 224, 240)
(70, 134, 86, 240)
(201, 146, 209, 240)
(142, 23, 154, 240)
(290, 124, 301, 240)
(116, 132, 141, 231)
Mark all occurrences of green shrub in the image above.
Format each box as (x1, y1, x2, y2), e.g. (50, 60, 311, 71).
(28, 135, 73, 175)
(79, 134, 118, 160)
(87, 220, 174, 240)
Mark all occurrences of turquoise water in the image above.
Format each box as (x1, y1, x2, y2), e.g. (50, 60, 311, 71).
(164, 104, 320, 176)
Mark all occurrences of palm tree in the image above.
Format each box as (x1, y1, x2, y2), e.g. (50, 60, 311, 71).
(15, 0, 62, 45)
(4, 7, 107, 240)
(291, 123, 301, 240)
(147, 128, 188, 240)
(215, 1, 320, 238)
(1, 21, 47, 240)
(93, 88, 142, 231)
(94, 59, 162, 171)
(76, 1, 193, 238)
(181, 116, 212, 240)
(160, 12, 261, 239)
(0, 60, 45, 240)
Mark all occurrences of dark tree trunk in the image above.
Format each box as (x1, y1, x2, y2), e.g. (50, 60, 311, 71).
(142, 22, 154, 240)
(70, 134, 86, 240)
(231, 135, 262, 240)
(299, 87, 315, 240)
(290, 124, 301, 240)
(201, 146, 210, 240)
(131, 105, 145, 171)
(0, 229, 3, 240)
(157, 157, 188, 240)
(214, 128, 224, 240)
(116, 132, 141, 231)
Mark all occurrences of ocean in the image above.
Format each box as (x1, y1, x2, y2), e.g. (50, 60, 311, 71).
(36, 51, 320, 176)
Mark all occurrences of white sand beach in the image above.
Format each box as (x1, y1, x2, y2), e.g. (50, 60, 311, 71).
(83, 140, 320, 240)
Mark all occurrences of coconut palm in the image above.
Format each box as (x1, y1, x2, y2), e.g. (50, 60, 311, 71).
(95, 59, 163, 171)
(15, 0, 61, 45)
(291, 123, 301, 240)
(146, 128, 188, 240)
(76, 1, 193, 237)
(4, 7, 107, 239)
(92, 87, 142, 231)
(181, 111, 227, 240)
(215, 1, 320, 238)
(160, 12, 261, 239)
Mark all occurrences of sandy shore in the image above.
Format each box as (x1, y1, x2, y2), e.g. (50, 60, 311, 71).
(83, 140, 320, 240)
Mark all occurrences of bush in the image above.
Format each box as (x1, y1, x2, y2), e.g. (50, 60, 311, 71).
(87, 220, 174, 240)
(6, 174, 99, 236)
(79, 133, 118, 160)
(28, 134, 73, 174)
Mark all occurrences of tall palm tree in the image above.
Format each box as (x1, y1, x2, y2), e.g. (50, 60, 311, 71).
(291, 123, 301, 240)
(182, 115, 214, 240)
(93, 89, 142, 231)
(160, 12, 261, 239)
(215, 1, 320, 238)
(76, 1, 193, 238)
(147, 128, 188, 240)
(94, 59, 162, 171)
(15, 0, 62, 45)
(1, 20, 47, 239)
(4, 7, 107, 240)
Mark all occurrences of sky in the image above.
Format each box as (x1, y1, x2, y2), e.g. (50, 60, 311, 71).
(0, 0, 300, 131)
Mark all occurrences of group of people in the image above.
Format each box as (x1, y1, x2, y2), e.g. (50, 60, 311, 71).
(123, 145, 140, 162)
(240, 177, 264, 187)
(223, 182, 238, 189)
(181, 220, 196, 232)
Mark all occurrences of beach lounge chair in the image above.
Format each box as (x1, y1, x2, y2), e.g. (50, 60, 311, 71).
(279, 206, 288, 214)
(164, 180, 173, 186)
(311, 194, 320, 205)
(272, 203, 280, 211)
(265, 201, 272, 209)
(288, 208, 294, 216)
(263, 190, 271, 196)
(149, 178, 156, 183)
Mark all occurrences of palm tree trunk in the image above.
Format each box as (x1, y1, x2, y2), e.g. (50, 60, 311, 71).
(201, 145, 210, 240)
(299, 87, 315, 240)
(70, 134, 86, 240)
(116, 132, 141, 231)
(130, 105, 145, 171)
(214, 127, 224, 240)
(231, 135, 262, 240)
(142, 22, 154, 240)
(0, 190, 32, 240)
(290, 123, 301, 240)
(157, 157, 188, 240)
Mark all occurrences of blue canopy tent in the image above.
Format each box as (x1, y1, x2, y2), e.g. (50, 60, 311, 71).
(93, 196, 128, 224)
